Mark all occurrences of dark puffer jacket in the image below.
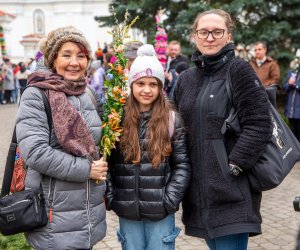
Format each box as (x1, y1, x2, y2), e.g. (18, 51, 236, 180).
(105, 111, 191, 221)
(173, 43, 272, 239)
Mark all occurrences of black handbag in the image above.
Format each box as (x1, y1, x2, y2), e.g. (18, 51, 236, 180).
(0, 87, 51, 235)
(0, 188, 48, 236)
(223, 64, 300, 192)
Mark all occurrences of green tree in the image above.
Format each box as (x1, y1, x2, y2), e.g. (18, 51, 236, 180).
(96, 0, 300, 78)
(175, 0, 300, 77)
(95, 0, 191, 45)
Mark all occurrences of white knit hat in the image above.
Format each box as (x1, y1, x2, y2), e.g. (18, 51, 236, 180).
(128, 44, 165, 86)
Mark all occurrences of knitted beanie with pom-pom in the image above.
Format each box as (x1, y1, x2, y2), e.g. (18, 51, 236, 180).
(128, 44, 165, 86)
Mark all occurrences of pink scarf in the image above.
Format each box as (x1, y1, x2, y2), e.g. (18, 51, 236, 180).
(27, 71, 97, 159)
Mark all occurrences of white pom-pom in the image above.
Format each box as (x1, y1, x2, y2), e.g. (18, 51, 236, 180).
(137, 44, 156, 56)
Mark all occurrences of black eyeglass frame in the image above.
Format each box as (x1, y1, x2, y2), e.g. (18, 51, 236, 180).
(195, 29, 226, 40)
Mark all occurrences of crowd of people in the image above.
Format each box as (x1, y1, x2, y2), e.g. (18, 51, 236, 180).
(0, 57, 32, 104)
(1, 7, 300, 250)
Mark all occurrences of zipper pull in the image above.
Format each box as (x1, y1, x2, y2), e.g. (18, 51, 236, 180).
(33, 195, 39, 214)
(49, 207, 53, 222)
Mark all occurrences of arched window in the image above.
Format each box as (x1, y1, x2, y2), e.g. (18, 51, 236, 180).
(33, 9, 45, 34)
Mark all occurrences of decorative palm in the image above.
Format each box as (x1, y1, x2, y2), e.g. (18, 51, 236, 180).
(99, 9, 139, 160)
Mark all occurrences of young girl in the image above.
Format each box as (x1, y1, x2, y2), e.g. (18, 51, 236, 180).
(106, 44, 191, 250)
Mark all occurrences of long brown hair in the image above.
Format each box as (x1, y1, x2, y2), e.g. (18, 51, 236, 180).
(120, 79, 172, 167)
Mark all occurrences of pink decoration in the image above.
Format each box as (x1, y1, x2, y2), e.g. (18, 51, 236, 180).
(155, 9, 167, 70)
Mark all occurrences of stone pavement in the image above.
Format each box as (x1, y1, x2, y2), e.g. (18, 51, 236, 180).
(1, 104, 300, 250)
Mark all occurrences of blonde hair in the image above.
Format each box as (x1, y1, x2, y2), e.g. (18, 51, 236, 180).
(192, 9, 235, 35)
(168, 40, 180, 46)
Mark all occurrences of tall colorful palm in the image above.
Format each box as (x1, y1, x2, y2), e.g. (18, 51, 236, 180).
(99, 9, 139, 160)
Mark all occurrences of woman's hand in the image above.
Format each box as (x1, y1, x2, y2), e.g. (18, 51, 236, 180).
(166, 72, 173, 82)
(288, 75, 296, 85)
(89, 157, 108, 181)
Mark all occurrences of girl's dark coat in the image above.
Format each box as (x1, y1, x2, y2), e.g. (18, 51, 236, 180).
(106, 111, 191, 221)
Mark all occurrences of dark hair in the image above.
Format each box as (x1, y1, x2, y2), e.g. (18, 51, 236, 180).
(175, 62, 189, 74)
(74, 42, 90, 60)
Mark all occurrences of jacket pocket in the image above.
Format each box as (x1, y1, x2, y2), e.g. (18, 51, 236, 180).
(205, 139, 245, 208)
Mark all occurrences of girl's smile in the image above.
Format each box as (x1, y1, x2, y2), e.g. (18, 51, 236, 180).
(132, 77, 160, 112)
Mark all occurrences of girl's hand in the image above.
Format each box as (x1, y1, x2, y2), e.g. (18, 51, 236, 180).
(89, 157, 108, 181)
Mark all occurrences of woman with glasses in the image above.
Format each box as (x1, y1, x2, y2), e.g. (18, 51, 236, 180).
(173, 9, 272, 250)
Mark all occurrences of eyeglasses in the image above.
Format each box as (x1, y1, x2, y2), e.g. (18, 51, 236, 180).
(195, 29, 226, 39)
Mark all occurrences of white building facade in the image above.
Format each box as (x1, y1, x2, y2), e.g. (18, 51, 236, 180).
(0, 0, 114, 62)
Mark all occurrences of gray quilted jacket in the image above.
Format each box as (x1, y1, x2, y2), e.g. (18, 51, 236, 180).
(16, 86, 106, 250)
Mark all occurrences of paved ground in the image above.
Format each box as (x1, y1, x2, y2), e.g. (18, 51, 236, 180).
(1, 104, 300, 250)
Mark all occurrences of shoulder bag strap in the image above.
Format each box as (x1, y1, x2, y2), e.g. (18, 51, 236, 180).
(86, 86, 98, 110)
(221, 58, 241, 135)
(0, 87, 51, 197)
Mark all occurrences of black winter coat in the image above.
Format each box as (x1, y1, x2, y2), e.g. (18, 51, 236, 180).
(105, 111, 191, 221)
(173, 43, 272, 239)
(168, 54, 189, 72)
(165, 55, 189, 92)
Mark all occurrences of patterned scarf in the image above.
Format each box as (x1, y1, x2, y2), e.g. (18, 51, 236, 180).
(27, 71, 97, 159)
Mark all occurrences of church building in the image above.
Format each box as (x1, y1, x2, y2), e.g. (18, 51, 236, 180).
(0, 0, 113, 62)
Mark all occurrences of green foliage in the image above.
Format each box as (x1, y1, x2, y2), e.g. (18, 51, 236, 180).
(227, 0, 300, 80)
(95, 0, 300, 79)
(95, 0, 191, 44)
(280, 111, 290, 127)
(99, 10, 137, 159)
(0, 234, 32, 250)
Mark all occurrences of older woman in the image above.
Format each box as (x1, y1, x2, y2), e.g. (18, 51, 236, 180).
(173, 9, 272, 250)
(16, 26, 107, 250)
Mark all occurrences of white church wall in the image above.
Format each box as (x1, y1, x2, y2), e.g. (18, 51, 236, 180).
(0, 0, 114, 62)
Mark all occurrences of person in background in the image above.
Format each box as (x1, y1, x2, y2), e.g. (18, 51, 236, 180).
(167, 61, 189, 99)
(95, 47, 104, 63)
(173, 9, 272, 250)
(166, 41, 189, 72)
(103, 41, 108, 53)
(29, 51, 43, 72)
(26, 58, 34, 71)
(16, 26, 108, 250)
(107, 43, 117, 64)
(164, 40, 189, 96)
(89, 60, 106, 103)
(0, 64, 3, 104)
(103, 53, 113, 71)
(283, 57, 300, 141)
(2, 57, 15, 104)
(105, 44, 191, 250)
(11, 63, 20, 103)
(249, 41, 280, 106)
(124, 40, 143, 70)
(16, 61, 31, 94)
(249, 41, 280, 88)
